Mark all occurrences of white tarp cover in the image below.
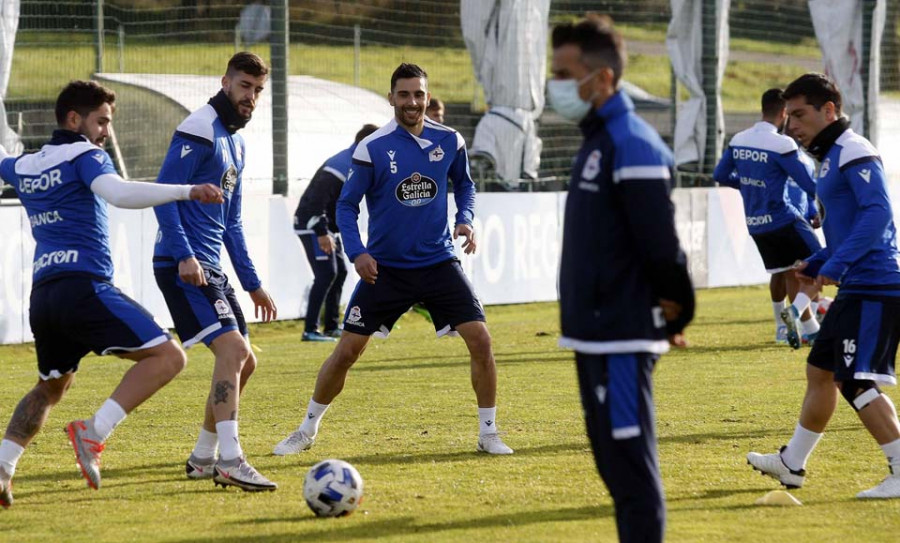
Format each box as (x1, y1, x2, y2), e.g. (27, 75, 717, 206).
(666, 0, 730, 167)
(0, 0, 21, 154)
(808, 0, 886, 145)
(461, 0, 549, 184)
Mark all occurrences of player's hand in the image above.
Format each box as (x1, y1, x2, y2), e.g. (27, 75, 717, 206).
(354, 253, 378, 284)
(668, 333, 688, 348)
(453, 223, 477, 254)
(250, 287, 277, 322)
(816, 274, 839, 288)
(318, 234, 335, 255)
(189, 183, 224, 204)
(179, 256, 206, 286)
(792, 260, 816, 285)
(659, 298, 682, 322)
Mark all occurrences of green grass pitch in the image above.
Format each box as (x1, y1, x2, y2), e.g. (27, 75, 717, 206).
(0, 286, 897, 542)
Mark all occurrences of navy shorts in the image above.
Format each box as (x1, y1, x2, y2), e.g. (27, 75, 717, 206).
(808, 295, 900, 385)
(751, 220, 822, 273)
(154, 263, 248, 348)
(343, 259, 485, 337)
(30, 274, 171, 380)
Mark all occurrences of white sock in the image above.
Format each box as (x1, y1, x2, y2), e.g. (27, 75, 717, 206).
(880, 438, 900, 473)
(0, 439, 25, 477)
(192, 427, 219, 459)
(298, 398, 330, 436)
(792, 293, 812, 316)
(800, 316, 820, 336)
(773, 300, 786, 327)
(478, 407, 498, 436)
(92, 399, 127, 442)
(216, 420, 243, 462)
(782, 423, 823, 471)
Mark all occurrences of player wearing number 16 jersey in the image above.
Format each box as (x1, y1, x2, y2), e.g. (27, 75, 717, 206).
(747, 73, 900, 499)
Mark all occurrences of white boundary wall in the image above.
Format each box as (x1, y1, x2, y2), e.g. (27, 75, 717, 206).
(3, 185, 900, 345)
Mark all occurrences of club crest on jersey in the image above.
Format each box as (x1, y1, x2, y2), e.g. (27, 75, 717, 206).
(221, 164, 237, 194)
(818, 158, 830, 179)
(395, 172, 437, 207)
(429, 145, 444, 162)
(582, 149, 601, 181)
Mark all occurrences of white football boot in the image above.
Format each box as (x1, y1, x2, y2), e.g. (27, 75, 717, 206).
(272, 429, 315, 455)
(857, 470, 900, 499)
(747, 446, 806, 488)
(477, 433, 514, 455)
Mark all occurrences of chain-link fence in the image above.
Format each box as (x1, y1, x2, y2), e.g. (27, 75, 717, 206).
(4, 1, 899, 192)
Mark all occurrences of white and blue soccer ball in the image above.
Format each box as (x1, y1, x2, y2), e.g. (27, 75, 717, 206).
(303, 459, 364, 517)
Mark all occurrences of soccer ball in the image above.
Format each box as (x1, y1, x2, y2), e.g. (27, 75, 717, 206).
(303, 459, 364, 517)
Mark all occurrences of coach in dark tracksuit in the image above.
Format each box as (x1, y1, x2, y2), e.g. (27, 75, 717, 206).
(550, 16, 694, 543)
(294, 124, 378, 341)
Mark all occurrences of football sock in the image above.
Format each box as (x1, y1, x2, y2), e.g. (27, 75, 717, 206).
(881, 438, 900, 473)
(216, 420, 243, 462)
(299, 398, 330, 436)
(800, 316, 820, 336)
(791, 293, 812, 316)
(0, 439, 25, 477)
(772, 300, 786, 327)
(782, 423, 822, 471)
(478, 407, 498, 436)
(93, 399, 127, 442)
(192, 427, 219, 459)
(881, 439, 900, 475)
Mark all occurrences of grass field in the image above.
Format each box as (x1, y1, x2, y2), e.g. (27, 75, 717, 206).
(1, 286, 898, 542)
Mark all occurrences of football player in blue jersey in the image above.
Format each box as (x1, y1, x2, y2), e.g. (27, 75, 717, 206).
(549, 16, 694, 543)
(0, 80, 223, 507)
(294, 124, 379, 342)
(713, 88, 822, 348)
(748, 73, 900, 499)
(273, 63, 514, 457)
(152, 52, 278, 491)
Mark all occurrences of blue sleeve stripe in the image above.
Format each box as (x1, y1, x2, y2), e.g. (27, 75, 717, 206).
(173, 130, 214, 147)
(839, 155, 882, 172)
(612, 165, 671, 184)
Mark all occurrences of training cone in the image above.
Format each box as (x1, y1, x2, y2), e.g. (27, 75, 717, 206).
(251, 343, 263, 353)
(755, 490, 802, 506)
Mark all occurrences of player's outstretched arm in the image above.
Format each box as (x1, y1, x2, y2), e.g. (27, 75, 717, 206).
(90, 174, 223, 209)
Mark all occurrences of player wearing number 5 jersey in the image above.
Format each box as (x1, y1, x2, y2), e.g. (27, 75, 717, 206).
(273, 63, 513, 457)
(747, 73, 900, 499)
(0, 80, 223, 507)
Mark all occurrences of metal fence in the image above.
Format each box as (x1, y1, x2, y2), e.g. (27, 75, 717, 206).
(4, 1, 899, 193)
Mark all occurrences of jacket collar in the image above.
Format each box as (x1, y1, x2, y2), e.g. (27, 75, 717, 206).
(579, 90, 633, 135)
(49, 129, 90, 146)
(806, 117, 850, 162)
(208, 90, 248, 134)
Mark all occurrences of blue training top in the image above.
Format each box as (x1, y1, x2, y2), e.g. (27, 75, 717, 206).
(338, 118, 475, 268)
(713, 121, 817, 234)
(153, 103, 261, 291)
(0, 130, 118, 284)
(806, 127, 900, 292)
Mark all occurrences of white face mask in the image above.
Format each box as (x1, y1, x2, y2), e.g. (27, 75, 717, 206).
(547, 70, 599, 121)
